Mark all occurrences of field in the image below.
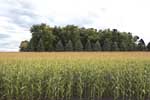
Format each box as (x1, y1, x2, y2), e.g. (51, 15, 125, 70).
(0, 52, 150, 100)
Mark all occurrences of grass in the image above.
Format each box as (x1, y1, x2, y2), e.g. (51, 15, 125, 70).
(0, 52, 150, 100)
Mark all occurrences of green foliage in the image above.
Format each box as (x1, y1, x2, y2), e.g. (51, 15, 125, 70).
(147, 42, 150, 51)
(56, 40, 64, 51)
(119, 42, 127, 51)
(74, 39, 83, 51)
(137, 39, 146, 51)
(65, 40, 73, 51)
(102, 39, 111, 51)
(19, 40, 29, 52)
(85, 40, 92, 51)
(20, 23, 148, 51)
(37, 38, 45, 51)
(93, 40, 101, 51)
(29, 23, 55, 51)
(128, 43, 135, 51)
(111, 42, 119, 51)
(27, 39, 34, 51)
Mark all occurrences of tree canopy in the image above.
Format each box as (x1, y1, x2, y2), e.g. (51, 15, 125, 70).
(20, 23, 149, 52)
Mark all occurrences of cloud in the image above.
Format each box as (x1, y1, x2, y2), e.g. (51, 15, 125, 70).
(0, 38, 19, 51)
(0, 33, 10, 39)
(0, 0, 38, 51)
(1, 0, 37, 28)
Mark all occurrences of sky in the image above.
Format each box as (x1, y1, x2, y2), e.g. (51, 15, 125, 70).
(0, 0, 150, 51)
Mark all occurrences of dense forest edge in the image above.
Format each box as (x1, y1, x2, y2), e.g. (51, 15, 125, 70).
(20, 23, 150, 51)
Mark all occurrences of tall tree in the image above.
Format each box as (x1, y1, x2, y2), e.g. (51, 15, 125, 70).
(65, 40, 73, 51)
(119, 42, 127, 51)
(37, 38, 45, 51)
(58, 25, 80, 47)
(85, 40, 92, 51)
(27, 39, 34, 51)
(147, 42, 150, 51)
(112, 29, 119, 42)
(19, 40, 29, 52)
(128, 43, 135, 51)
(93, 40, 101, 51)
(55, 40, 64, 51)
(30, 23, 55, 51)
(111, 42, 119, 51)
(137, 39, 146, 51)
(102, 39, 111, 51)
(74, 39, 83, 51)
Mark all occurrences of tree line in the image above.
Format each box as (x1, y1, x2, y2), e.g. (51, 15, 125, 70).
(20, 23, 150, 51)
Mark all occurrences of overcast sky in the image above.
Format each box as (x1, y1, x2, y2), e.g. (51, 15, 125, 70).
(0, 0, 150, 51)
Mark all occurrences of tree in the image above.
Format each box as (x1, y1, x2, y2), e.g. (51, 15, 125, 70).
(102, 39, 111, 51)
(27, 39, 34, 51)
(37, 38, 45, 51)
(57, 25, 80, 47)
(65, 40, 73, 51)
(85, 40, 92, 51)
(111, 42, 119, 51)
(74, 39, 83, 51)
(147, 42, 150, 51)
(56, 40, 64, 51)
(119, 42, 127, 51)
(20, 23, 146, 52)
(19, 40, 29, 52)
(44, 31, 55, 51)
(112, 29, 119, 42)
(137, 39, 146, 51)
(30, 23, 55, 51)
(93, 40, 101, 51)
(128, 43, 135, 51)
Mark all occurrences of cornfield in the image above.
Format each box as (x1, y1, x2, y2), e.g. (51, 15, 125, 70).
(0, 52, 150, 100)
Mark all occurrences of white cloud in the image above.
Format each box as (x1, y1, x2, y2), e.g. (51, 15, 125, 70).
(0, 0, 150, 51)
